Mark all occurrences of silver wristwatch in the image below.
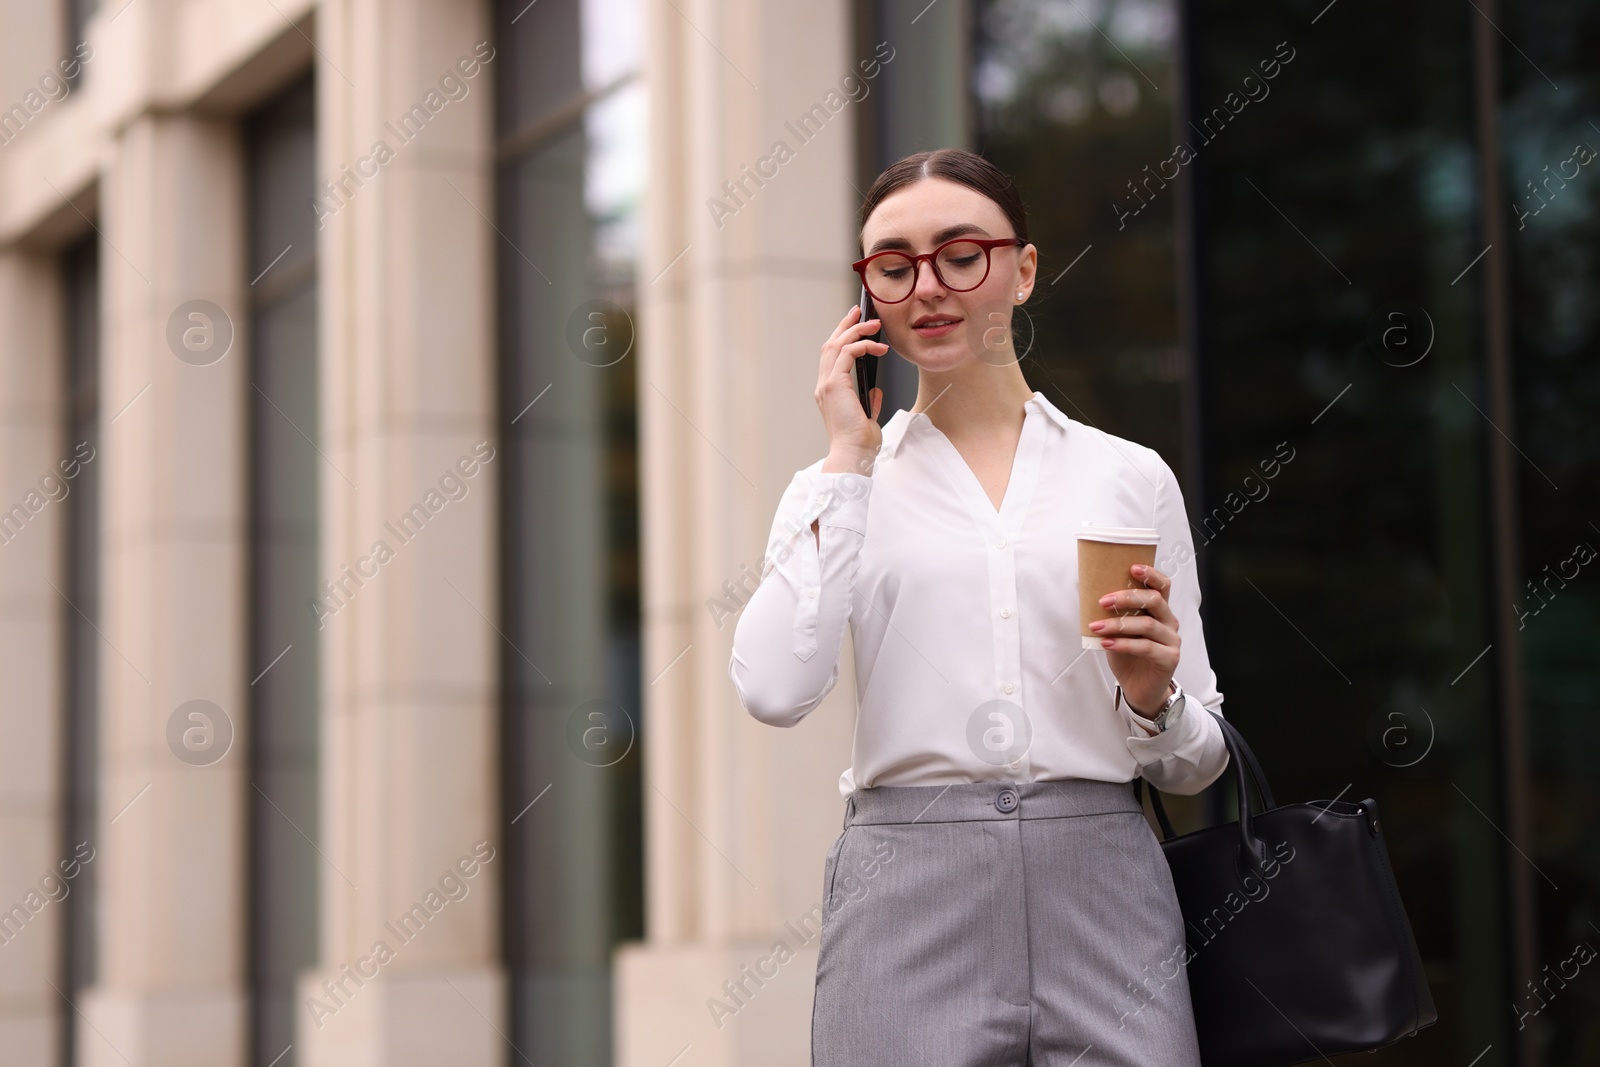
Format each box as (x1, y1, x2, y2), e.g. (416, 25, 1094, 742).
(1119, 680, 1184, 732)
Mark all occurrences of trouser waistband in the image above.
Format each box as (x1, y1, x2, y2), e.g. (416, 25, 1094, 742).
(844, 777, 1142, 826)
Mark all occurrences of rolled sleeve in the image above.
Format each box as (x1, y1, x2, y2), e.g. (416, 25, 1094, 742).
(1125, 691, 1227, 795)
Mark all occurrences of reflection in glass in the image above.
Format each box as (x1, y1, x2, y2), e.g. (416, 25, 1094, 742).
(495, 0, 644, 1061)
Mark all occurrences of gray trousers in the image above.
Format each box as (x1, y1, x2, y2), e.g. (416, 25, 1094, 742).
(811, 778, 1203, 1067)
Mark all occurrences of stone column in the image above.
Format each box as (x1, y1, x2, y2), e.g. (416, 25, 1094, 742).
(80, 114, 251, 1066)
(0, 251, 66, 1066)
(296, 1, 504, 1064)
(0, 0, 78, 1051)
(617, 0, 862, 1063)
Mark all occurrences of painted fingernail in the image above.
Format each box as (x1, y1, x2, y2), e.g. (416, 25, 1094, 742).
(1132, 564, 1147, 575)
(1098, 595, 1115, 607)
(1101, 638, 1116, 648)
(1089, 620, 1105, 631)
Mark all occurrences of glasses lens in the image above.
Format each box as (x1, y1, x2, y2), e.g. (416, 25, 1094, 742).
(865, 253, 916, 302)
(934, 240, 990, 292)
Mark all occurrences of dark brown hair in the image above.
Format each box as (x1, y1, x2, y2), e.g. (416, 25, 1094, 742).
(857, 148, 1030, 251)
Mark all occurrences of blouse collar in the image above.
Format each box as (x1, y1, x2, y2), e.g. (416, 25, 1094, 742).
(879, 390, 1072, 460)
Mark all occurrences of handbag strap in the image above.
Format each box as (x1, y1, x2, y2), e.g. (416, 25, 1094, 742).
(1213, 713, 1276, 810)
(1132, 777, 1177, 838)
(1136, 711, 1276, 872)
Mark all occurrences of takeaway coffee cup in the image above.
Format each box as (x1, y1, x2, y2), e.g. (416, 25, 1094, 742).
(1078, 524, 1160, 649)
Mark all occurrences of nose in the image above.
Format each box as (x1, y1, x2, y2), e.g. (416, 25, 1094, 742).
(911, 255, 948, 301)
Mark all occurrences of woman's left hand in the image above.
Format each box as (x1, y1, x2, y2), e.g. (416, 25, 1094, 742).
(1088, 563, 1180, 718)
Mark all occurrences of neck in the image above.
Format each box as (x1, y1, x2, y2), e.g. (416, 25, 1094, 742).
(910, 360, 1034, 440)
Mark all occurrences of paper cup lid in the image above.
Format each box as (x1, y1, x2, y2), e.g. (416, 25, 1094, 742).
(1077, 523, 1159, 545)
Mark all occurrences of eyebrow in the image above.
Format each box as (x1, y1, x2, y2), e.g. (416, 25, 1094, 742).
(867, 222, 993, 254)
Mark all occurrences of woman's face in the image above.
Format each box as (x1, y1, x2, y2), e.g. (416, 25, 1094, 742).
(858, 177, 1037, 371)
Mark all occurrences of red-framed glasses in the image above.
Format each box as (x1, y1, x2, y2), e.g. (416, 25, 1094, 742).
(852, 236, 1027, 304)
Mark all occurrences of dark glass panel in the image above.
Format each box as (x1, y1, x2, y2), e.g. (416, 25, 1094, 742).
(60, 235, 100, 1067)
(857, 0, 976, 415)
(245, 71, 319, 1067)
(973, 0, 1187, 483)
(1183, 2, 1507, 1062)
(494, 0, 644, 1061)
(495, 0, 584, 139)
(64, 0, 96, 87)
(1497, 1, 1600, 1062)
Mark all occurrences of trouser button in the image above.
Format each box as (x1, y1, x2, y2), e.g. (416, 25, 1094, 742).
(995, 787, 1018, 813)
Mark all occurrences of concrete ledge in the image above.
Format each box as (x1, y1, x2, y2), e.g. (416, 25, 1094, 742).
(296, 965, 507, 1067)
(78, 985, 247, 1067)
(0, 1010, 55, 1067)
(615, 940, 819, 1067)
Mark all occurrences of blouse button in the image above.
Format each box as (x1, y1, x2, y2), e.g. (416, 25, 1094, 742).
(995, 538, 1007, 549)
(1000, 608, 1011, 619)
(1003, 682, 1015, 694)
(805, 588, 818, 598)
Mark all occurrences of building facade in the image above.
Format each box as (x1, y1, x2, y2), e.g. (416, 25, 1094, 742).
(0, 1, 1593, 1066)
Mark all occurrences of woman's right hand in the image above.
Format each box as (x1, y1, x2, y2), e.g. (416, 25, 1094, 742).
(816, 304, 887, 472)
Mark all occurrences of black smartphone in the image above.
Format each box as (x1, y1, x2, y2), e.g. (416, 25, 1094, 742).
(856, 284, 882, 417)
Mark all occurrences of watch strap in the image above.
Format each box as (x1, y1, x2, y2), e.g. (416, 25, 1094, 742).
(1118, 681, 1182, 732)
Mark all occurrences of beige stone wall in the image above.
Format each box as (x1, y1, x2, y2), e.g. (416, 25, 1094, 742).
(88, 107, 252, 1067)
(0, 0, 865, 1062)
(0, 248, 68, 1066)
(298, 0, 504, 1063)
(0, 4, 314, 1064)
(0, 1, 504, 1064)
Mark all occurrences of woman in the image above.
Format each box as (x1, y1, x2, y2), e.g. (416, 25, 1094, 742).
(728, 148, 1230, 1067)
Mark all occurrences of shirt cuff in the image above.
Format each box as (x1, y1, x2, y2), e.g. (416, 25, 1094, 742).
(1124, 691, 1200, 761)
(806, 472, 871, 535)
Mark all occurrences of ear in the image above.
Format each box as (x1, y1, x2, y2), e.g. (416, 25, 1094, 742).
(1015, 242, 1038, 302)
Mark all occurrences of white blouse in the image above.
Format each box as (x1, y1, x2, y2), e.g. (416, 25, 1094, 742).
(729, 390, 1230, 799)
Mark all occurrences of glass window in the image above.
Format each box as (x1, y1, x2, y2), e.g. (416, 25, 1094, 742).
(857, 0, 976, 415)
(963, 1, 1600, 1062)
(494, 0, 644, 1061)
(64, 0, 97, 89)
(60, 233, 100, 1067)
(1180, 4, 1506, 1063)
(972, 0, 1188, 481)
(244, 71, 319, 1067)
(1496, 2, 1600, 1062)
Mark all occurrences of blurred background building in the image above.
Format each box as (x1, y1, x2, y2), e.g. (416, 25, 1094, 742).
(0, 0, 1592, 1065)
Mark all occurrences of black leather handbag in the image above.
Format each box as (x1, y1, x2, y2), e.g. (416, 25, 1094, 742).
(1135, 710, 1437, 1066)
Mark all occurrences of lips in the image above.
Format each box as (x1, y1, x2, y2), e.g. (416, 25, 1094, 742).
(912, 316, 961, 338)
